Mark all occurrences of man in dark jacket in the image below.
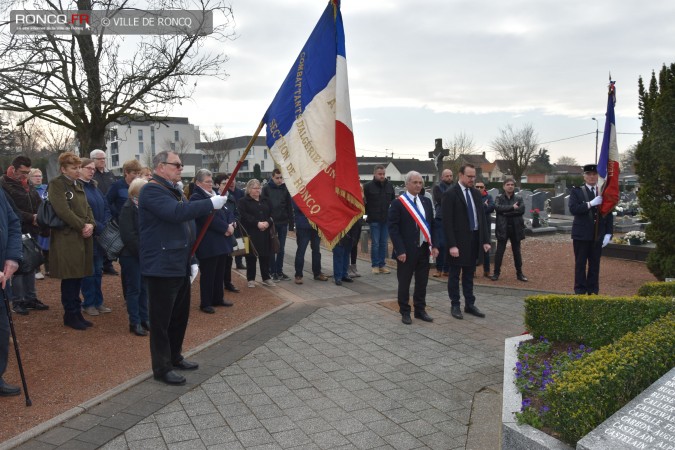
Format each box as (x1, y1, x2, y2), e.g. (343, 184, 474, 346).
(262, 168, 294, 281)
(0, 188, 22, 397)
(442, 164, 491, 320)
(569, 164, 613, 295)
(292, 201, 328, 284)
(0, 156, 48, 315)
(363, 165, 395, 274)
(490, 178, 527, 282)
(139, 151, 228, 386)
(91, 149, 119, 275)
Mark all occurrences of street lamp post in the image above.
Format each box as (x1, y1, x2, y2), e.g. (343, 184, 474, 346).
(591, 117, 599, 163)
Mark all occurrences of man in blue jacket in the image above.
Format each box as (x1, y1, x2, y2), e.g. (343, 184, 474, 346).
(139, 151, 228, 386)
(0, 188, 22, 397)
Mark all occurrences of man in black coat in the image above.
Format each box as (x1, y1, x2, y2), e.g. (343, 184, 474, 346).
(491, 178, 528, 282)
(442, 164, 491, 320)
(262, 168, 294, 281)
(569, 164, 613, 295)
(388, 171, 439, 325)
(363, 164, 395, 274)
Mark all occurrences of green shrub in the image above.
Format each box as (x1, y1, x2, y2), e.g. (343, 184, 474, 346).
(524, 295, 674, 348)
(542, 313, 675, 445)
(638, 281, 675, 297)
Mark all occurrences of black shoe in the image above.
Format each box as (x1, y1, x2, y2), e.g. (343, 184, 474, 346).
(0, 380, 21, 397)
(335, 279, 342, 286)
(200, 306, 216, 314)
(271, 273, 279, 281)
(141, 321, 150, 331)
(483, 272, 490, 277)
(225, 284, 240, 293)
(173, 359, 199, 371)
(103, 267, 119, 276)
(401, 314, 412, 325)
(490, 274, 499, 281)
(464, 305, 486, 318)
(154, 370, 186, 386)
(451, 306, 463, 320)
(341, 276, 354, 283)
(129, 323, 148, 336)
(11, 302, 29, 316)
(63, 313, 87, 330)
(213, 299, 233, 307)
(414, 311, 433, 322)
(517, 273, 529, 282)
(235, 263, 247, 270)
(77, 312, 93, 327)
(278, 273, 291, 281)
(25, 299, 49, 310)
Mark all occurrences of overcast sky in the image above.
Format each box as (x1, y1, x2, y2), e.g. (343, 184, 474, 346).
(175, 0, 675, 166)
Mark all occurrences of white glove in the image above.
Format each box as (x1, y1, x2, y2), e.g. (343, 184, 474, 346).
(602, 234, 611, 248)
(190, 264, 199, 283)
(589, 196, 603, 207)
(210, 194, 227, 210)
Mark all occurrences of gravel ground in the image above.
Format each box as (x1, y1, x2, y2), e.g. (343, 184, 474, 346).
(0, 232, 656, 442)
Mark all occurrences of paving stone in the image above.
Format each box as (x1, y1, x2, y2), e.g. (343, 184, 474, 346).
(64, 413, 105, 432)
(346, 430, 387, 449)
(196, 426, 237, 446)
(127, 437, 168, 450)
(296, 416, 334, 435)
(381, 431, 425, 450)
(190, 412, 227, 431)
(310, 429, 350, 449)
(124, 422, 162, 442)
(235, 427, 275, 447)
(35, 426, 82, 445)
(159, 423, 199, 444)
(223, 413, 262, 432)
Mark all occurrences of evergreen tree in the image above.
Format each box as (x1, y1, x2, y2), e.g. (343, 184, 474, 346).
(636, 63, 675, 280)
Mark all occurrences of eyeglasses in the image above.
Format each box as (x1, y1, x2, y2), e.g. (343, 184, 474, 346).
(476, 185, 485, 189)
(93, 157, 106, 161)
(163, 162, 184, 169)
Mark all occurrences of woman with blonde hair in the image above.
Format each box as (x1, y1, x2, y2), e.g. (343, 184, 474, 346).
(237, 179, 275, 288)
(119, 177, 150, 336)
(49, 152, 96, 330)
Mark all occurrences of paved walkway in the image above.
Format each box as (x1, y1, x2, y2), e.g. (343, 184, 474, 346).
(6, 238, 540, 450)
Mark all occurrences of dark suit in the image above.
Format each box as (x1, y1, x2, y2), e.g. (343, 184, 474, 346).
(442, 183, 490, 307)
(388, 193, 435, 315)
(569, 185, 614, 295)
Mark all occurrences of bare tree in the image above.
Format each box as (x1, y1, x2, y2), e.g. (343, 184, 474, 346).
(42, 124, 77, 154)
(0, 0, 235, 156)
(620, 144, 637, 172)
(201, 126, 230, 172)
(556, 156, 579, 166)
(7, 113, 44, 158)
(162, 137, 193, 156)
(443, 131, 478, 173)
(490, 124, 539, 184)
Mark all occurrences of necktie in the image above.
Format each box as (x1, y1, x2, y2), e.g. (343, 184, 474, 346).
(466, 188, 476, 230)
(591, 187, 595, 197)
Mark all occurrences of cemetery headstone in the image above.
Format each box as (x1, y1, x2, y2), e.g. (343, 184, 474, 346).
(520, 190, 534, 218)
(550, 194, 566, 215)
(531, 192, 546, 215)
(577, 367, 675, 450)
(488, 188, 500, 201)
(564, 195, 572, 216)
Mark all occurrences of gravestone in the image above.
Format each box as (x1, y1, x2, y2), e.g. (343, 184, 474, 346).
(550, 194, 566, 215)
(578, 367, 675, 450)
(531, 192, 547, 215)
(520, 190, 534, 218)
(564, 195, 572, 216)
(555, 180, 567, 196)
(488, 188, 500, 201)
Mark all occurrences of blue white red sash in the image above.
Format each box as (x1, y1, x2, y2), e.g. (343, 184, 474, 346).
(399, 194, 432, 247)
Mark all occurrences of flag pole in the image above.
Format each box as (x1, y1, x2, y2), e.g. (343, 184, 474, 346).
(191, 119, 265, 256)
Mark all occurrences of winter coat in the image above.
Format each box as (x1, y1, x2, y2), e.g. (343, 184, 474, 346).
(0, 174, 42, 235)
(191, 186, 235, 260)
(138, 175, 214, 278)
(494, 193, 525, 242)
(82, 179, 112, 258)
(92, 169, 117, 195)
(0, 189, 22, 269)
(119, 198, 140, 258)
(262, 181, 294, 228)
(106, 178, 130, 219)
(48, 175, 95, 279)
(363, 178, 395, 223)
(441, 183, 490, 267)
(569, 186, 614, 241)
(238, 195, 273, 257)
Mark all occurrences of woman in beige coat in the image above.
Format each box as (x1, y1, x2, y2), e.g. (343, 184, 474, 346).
(48, 152, 96, 330)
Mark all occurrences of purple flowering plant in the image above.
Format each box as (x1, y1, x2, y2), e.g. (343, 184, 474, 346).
(514, 336, 593, 428)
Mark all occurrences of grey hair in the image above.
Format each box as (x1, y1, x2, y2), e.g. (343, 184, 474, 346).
(404, 171, 422, 184)
(90, 149, 106, 159)
(195, 168, 212, 183)
(245, 178, 261, 195)
(152, 151, 174, 169)
(128, 178, 148, 198)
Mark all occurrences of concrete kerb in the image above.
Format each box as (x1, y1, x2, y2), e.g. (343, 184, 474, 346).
(0, 300, 292, 450)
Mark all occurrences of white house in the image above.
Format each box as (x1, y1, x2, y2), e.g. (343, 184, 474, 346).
(196, 135, 275, 180)
(105, 117, 202, 177)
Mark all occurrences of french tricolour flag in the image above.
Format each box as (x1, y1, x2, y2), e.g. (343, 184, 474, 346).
(263, 0, 364, 248)
(597, 81, 620, 217)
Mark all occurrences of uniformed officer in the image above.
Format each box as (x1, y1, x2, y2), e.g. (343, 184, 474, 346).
(568, 164, 613, 295)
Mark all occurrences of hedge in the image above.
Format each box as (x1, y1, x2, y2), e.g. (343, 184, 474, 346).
(637, 281, 675, 297)
(542, 312, 675, 445)
(524, 294, 674, 348)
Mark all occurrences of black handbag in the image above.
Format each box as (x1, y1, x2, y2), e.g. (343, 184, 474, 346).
(37, 182, 73, 229)
(97, 219, 124, 261)
(18, 234, 44, 273)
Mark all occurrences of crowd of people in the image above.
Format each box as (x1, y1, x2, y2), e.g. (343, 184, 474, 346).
(0, 150, 612, 392)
